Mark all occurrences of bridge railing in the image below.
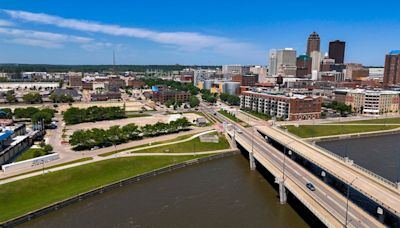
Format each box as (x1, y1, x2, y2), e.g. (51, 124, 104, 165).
(352, 163, 397, 188)
(275, 126, 399, 188)
(270, 126, 400, 215)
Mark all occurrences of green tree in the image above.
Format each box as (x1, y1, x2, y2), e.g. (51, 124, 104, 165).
(0, 108, 12, 119)
(14, 107, 40, 119)
(23, 92, 42, 104)
(42, 144, 53, 153)
(5, 94, 17, 103)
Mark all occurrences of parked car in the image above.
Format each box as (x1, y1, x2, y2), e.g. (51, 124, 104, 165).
(306, 183, 316, 191)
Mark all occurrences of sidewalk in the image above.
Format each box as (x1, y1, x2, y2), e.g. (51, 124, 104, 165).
(0, 130, 234, 185)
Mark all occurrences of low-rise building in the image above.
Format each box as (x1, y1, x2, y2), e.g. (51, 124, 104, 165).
(240, 90, 322, 120)
(334, 89, 400, 114)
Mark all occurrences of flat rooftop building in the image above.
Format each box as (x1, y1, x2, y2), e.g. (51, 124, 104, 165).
(241, 90, 322, 121)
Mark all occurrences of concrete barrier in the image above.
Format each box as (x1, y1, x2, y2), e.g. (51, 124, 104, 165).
(0, 151, 239, 227)
(1, 153, 60, 173)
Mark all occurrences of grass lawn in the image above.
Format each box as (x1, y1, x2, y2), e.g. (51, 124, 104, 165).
(0, 155, 209, 223)
(218, 110, 240, 123)
(15, 149, 48, 162)
(242, 109, 271, 121)
(98, 133, 199, 157)
(338, 117, 400, 124)
(133, 133, 230, 153)
(283, 125, 400, 138)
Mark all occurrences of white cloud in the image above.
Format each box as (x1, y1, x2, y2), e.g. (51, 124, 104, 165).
(0, 19, 13, 26)
(0, 27, 116, 49)
(0, 27, 93, 43)
(2, 9, 254, 53)
(7, 38, 63, 48)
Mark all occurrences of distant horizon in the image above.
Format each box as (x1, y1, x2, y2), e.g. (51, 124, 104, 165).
(1, 0, 400, 66)
(0, 62, 385, 68)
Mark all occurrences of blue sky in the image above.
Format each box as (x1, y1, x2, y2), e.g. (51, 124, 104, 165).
(0, 0, 399, 66)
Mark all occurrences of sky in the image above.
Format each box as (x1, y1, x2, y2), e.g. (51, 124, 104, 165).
(0, 0, 399, 66)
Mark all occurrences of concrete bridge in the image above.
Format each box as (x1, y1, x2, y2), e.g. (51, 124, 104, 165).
(206, 109, 400, 227)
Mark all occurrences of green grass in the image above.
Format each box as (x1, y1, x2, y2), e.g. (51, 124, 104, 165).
(125, 113, 151, 118)
(218, 110, 240, 123)
(242, 109, 271, 121)
(0, 155, 209, 223)
(133, 133, 230, 153)
(15, 149, 48, 162)
(98, 133, 199, 157)
(284, 125, 400, 138)
(338, 117, 400, 124)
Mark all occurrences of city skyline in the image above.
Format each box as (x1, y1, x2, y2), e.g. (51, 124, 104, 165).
(0, 0, 400, 65)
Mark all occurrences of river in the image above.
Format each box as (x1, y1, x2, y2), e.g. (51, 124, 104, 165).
(317, 133, 400, 182)
(20, 155, 311, 228)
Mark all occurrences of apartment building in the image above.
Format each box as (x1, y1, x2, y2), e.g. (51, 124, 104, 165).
(334, 89, 400, 114)
(240, 90, 322, 120)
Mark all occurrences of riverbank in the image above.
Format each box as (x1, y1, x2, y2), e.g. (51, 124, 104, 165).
(0, 153, 239, 224)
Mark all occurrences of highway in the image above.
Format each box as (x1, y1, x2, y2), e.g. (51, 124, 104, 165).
(201, 105, 384, 227)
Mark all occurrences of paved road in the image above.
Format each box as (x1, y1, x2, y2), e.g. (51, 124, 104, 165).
(201, 105, 384, 227)
(0, 123, 214, 179)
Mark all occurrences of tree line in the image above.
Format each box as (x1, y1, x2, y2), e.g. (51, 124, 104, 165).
(63, 106, 126, 125)
(0, 64, 220, 73)
(69, 117, 191, 151)
(6, 107, 55, 124)
(219, 93, 240, 106)
(201, 89, 218, 103)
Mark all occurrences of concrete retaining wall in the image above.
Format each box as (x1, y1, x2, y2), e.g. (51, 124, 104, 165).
(0, 151, 239, 227)
(1, 153, 60, 173)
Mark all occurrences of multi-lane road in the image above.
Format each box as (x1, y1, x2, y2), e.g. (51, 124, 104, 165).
(201, 105, 384, 227)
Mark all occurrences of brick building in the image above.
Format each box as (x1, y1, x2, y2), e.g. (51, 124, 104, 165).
(240, 90, 322, 120)
(152, 87, 191, 104)
(231, 74, 258, 86)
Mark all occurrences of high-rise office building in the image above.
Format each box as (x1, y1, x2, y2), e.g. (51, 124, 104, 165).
(296, 55, 312, 77)
(306, 32, 320, 56)
(383, 50, 400, 86)
(329, 40, 346, 64)
(269, 48, 297, 76)
(268, 49, 277, 76)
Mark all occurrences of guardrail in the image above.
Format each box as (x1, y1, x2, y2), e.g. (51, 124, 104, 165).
(276, 126, 399, 188)
(269, 126, 400, 217)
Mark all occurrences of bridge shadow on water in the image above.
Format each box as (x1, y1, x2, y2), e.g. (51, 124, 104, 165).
(237, 143, 326, 228)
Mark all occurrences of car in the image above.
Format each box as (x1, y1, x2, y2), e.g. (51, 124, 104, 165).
(236, 128, 243, 134)
(306, 183, 316, 191)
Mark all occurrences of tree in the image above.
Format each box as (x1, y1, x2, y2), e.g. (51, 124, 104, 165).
(23, 92, 42, 104)
(42, 144, 53, 153)
(165, 99, 175, 108)
(14, 107, 40, 119)
(189, 96, 200, 108)
(5, 94, 17, 103)
(32, 110, 53, 124)
(0, 108, 12, 119)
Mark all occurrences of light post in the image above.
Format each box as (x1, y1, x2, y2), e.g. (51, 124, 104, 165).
(345, 177, 358, 227)
(282, 140, 295, 182)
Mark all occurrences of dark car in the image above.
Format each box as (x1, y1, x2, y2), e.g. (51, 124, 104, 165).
(306, 183, 316, 191)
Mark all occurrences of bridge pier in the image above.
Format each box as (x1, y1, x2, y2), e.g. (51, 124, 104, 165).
(249, 152, 256, 170)
(275, 178, 287, 204)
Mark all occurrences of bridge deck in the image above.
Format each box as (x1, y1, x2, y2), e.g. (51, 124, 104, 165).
(234, 131, 384, 228)
(256, 125, 400, 217)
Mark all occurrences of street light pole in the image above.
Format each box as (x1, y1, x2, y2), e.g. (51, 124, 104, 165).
(345, 177, 358, 227)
